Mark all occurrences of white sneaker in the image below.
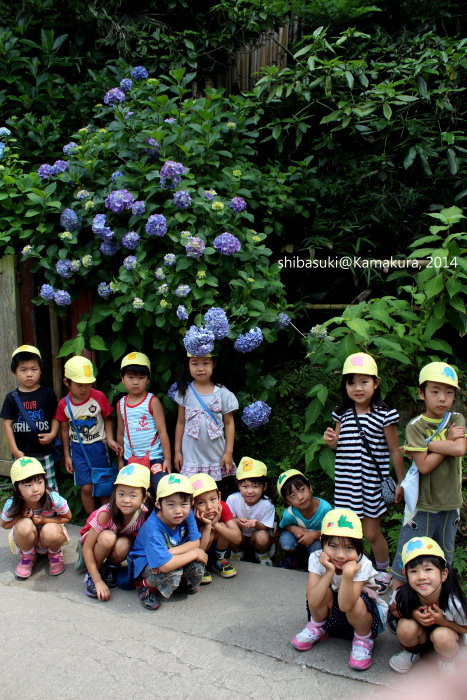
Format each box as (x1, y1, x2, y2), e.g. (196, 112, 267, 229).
(389, 649, 420, 673)
(374, 570, 392, 594)
(230, 550, 243, 561)
(255, 552, 272, 566)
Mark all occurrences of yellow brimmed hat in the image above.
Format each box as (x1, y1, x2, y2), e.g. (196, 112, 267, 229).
(276, 469, 306, 496)
(402, 537, 446, 570)
(156, 473, 193, 500)
(11, 456, 45, 485)
(121, 351, 151, 371)
(419, 362, 458, 389)
(321, 508, 363, 539)
(64, 356, 96, 383)
(236, 456, 267, 480)
(190, 473, 218, 498)
(12, 344, 41, 359)
(114, 463, 150, 490)
(187, 353, 213, 358)
(342, 353, 378, 377)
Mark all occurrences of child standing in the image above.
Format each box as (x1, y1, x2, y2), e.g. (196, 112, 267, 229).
(390, 362, 465, 587)
(55, 355, 122, 514)
(1, 345, 59, 491)
(323, 352, 404, 592)
(1, 456, 71, 578)
(291, 508, 388, 671)
(276, 469, 332, 568)
(81, 463, 150, 601)
(389, 537, 467, 674)
(190, 472, 242, 582)
(127, 473, 207, 610)
(116, 352, 172, 495)
(226, 457, 275, 566)
(173, 353, 238, 480)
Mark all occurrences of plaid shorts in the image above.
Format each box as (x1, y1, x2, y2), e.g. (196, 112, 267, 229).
(37, 454, 58, 492)
(141, 560, 205, 599)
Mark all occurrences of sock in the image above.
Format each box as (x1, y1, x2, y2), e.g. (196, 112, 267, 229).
(216, 549, 226, 560)
(48, 549, 60, 554)
(354, 631, 372, 640)
(376, 559, 389, 571)
(22, 548, 35, 555)
(308, 615, 326, 627)
(256, 551, 270, 559)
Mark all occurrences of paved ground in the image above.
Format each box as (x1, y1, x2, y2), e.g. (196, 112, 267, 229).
(0, 524, 447, 699)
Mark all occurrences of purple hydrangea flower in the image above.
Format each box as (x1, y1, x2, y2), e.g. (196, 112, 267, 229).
(213, 232, 241, 255)
(104, 88, 125, 105)
(111, 170, 124, 182)
(105, 189, 135, 213)
(53, 290, 71, 306)
(63, 142, 78, 155)
(123, 255, 137, 271)
(92, 213, 114, 240)
(55, 260, 73, 278)
(100, 239, 121, 256)
(122, 231, 140, 250)
(120, 78, 133, 93)
(164, 253, 176, 266)
(234, 327, 263, 353)
(52, 160, 69, 174)
(40, 283, 55, 301)
(177, 305, 189, 321)
(230, 196, 247, 213)
(60, 208, 80, 231)
(204, 307, 229, 339)
(175, 284, 191, 298)
(124, 111, 134, 120)
(131, 66, 149, 80)
(277, 312, 291, 329)
(142, 137, 160, 158)
(183, 326, 215, 356)
(146, 214, 167, 237)
(131, 200, 145, 216)
(164, 117, 176, 124)
(167, 382, 178, 400)
(204, 189, 217, 200)
(184, 236, 205, 258)
(38, 164, 54, 179)
(241, 401, 272, 428)
(173, 190, 192, 209)
(160, 160, 187, 188)
(97, 282, 113, 299)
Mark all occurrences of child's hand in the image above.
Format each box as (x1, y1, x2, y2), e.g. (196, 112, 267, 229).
(427, 603, 445, 626)
(342, 560, 361, 578)
(38, 433, 53, 445)
(211, 502, 223, 525)
(163, 459, 172, 473)
(447, 423, 465, 441)
(108, 439, 123, 457)
(174, 451, 183, 471)
(220, 452, 233, 474)
(32, 514, 45, 526)
(394, 483, 404, 504)
(237, 518, 256, 530)
(319, 550, 335, 574)
(64, 456, 74, 474)
(412, 606, 434, 627)
(195, 548, 209, 565)
(23, 508, 33, 519)
(297, 529, 317, 547)
(12, 449, 25, 460)
(323, 427, 338, 448)
(94, 579, 111, 601)
(195, 508, 213, 526)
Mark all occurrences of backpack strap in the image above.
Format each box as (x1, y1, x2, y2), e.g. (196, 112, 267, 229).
(12, 390, 39, 434)
(189, 382, 220, 425)
(65, 395, 93, 471)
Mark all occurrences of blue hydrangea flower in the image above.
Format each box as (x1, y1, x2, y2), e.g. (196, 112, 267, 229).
(160, 160, 187, 188)
(52, 160, 69, 174)
(38, 164, 54, 179)
(177, 305, 189, 321)
(234, 327, 263, 353)
(60, 208, 80, 231)
(111, 170, 124, 182)
(173, 191, 192, 209)
(157, 283, 169, 295)
(131, 200, 145, 216)
(97, 282, 113, 299)
(204, 307, 229, 339)
(164, 253, 176, 266)
(230, 196, 247, 213)
(184, 236, 205, 258)
(146, 214, 167, 237)
(309, 325, 328, 339)
(120, 78, 133, 93)
(104, 88, 126, 105)
(204, 189, 217, 200)
(131, 66, 149, 80)
(105, 189, 135, 213)
(40, 284, 55, 301)
(277, 312, 291, 329)
(213, 232, 241, 255)
(100, 239, 121, 256)
(122, 231, 140, 250)
(155, 268, 165, 280)
(183, 325, 215, 356)
(123, 255, 137, 271)
(92, 213, 113, 239)
(142, 138, 160, 158)
(63, 142, 78, 155)
(0, 127, 11, 137)
(175, 284, 191, 298)
(164, 117, 176, 124)
(167, 382, 178, 400)
(241, 401, 272, 428)
(124, 111, 134, 120)
(0, 142, 5, 159)
(56, 259, 73, 278)
(76, 190, 90, 200)
(53, 290, 72, 306)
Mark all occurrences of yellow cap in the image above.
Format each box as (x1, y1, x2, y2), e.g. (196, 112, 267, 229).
(190, 473, 218, 498)
(114, 463, 150, 490)
(187, 353, 213, 358)
(12, 345, 41, 359)
(156, 473, 193, 500)
(321, 508, 363, 539)
(236, 456, 267, 480)
(342, 353, 378, 377)
(121, 352, 151, 371)
(419, 362, 458, 389)
(64, 356, 96, 383)
(402, 537, 446, 570)
(276, 469, 306, 496)
(11, 456, 45, 485)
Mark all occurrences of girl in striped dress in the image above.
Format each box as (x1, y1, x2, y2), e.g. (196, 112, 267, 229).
(323, 353, 404, 593)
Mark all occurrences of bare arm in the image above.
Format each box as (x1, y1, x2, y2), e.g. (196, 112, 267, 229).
(60, 422, 73, 473)
(307, 569, 334, 610)
(32, 509, 72, 526)
(82, 522, 111, 601)
(116, 404, 125, 468)
(408, 449, 444, 476)
(1, 419, 23, 459)
(221, 411, 235, 473)
(384, 423, 405, 503)
(174, 405, 185, 471)
(213, 518, 243, 546)
(337, 561, 366, 612)
(38, 417, 60, 445)
(158, 546, 207, 573)
(323, 422, 340, 450)
(150, 396, 172, 472)
(104, 416, 122, 456)
(428, 437, 466, 457)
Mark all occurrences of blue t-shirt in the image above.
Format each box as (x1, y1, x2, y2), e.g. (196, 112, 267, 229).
(128, 509, 200, 578)
(279, 497, 332, 530)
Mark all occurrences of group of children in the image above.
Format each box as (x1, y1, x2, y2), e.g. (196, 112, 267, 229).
(1, 344, 466, 675)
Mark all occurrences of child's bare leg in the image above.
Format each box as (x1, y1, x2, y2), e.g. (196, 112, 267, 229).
(431, 627, 460, 659)
(110, 535, 132, 564)
(251, 530, 272, 553)
(308, 587, 333, 622)
(362, 516, 389, 563)
(345, 596, 373, 636)
(216, 534, 229, 550)
(92, 530, 118, 567)
(39, 523, 67, 551)
(14, 518, 38, 550)
(396, 618, 427, 647)
(80, 484, 95, 514)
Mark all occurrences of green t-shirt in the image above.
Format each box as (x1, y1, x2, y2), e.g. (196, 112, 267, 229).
(404, 411, 465, 512)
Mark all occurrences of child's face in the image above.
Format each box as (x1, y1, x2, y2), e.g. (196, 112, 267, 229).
(188, 356, 214, 382)
(65, 379, 92, 403)
(284, 482, 313, 511)
(323, 536, 359, 572)
(406, 559, 448, 598)
(15, 360, 41, 391)
(193, 489, 220, 520)
(115, 484, 145, 515)
(345, 374, 378, 406)
(18, 475, 46, 505)
(419, 381, 456, 419)
(158, 492, 192, 527)
(238, 479, 265, 506)
(122, 372, 149, 397)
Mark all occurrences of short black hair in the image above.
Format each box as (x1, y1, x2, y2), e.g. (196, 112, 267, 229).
(11, 351, 43, 373)
(121, 364, 150, 378)
(320, 533, 364, 557)
(280, 473, 311, 500)
(419, 380, 457, 395)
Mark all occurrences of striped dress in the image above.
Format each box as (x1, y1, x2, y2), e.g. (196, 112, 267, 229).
(332, 406, 399, 518)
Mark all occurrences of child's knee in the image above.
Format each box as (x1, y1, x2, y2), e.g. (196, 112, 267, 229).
(397, 618, 423, 643)
(251, 530, 271, 550)
(15, 518, 37, 537)
(97, 529, 118, 550)
(431, 626, 458, 652)
(39, 523, 66, 548)
(81, 483, 92, 498)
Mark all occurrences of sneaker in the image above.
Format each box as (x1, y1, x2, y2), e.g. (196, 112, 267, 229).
(349, 636, 374, 671)
(102, 562, 120, 587)
(230, 550, 243, 561)
(374, 570, 392, 594)
(48, 550, 65, 576)
(137, 581, 160, 610)
(255, 552, 272, 566)
(389, 649, 420, 674)
(214, 558, 237, 578)
(201, 569, 213, 585)
(387, 609, 398, 635)
(15, 551, 37, 578)
(291, 621, 329, 651)
(84, 572, 98, 598)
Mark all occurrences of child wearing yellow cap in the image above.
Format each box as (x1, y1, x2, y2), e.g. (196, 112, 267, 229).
(389, 537, 467, 674)
(291, 508, 388, 671)
(80, 463, 150, 600)
(55, 355, 122, 515)
(1, 345, 60, 491)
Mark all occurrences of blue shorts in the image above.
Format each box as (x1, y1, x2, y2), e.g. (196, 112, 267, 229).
(71, 441, 111, 487)
(279, 530, 321, 554)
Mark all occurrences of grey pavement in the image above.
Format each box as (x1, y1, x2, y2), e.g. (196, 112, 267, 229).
(0, 524, 406, 699)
